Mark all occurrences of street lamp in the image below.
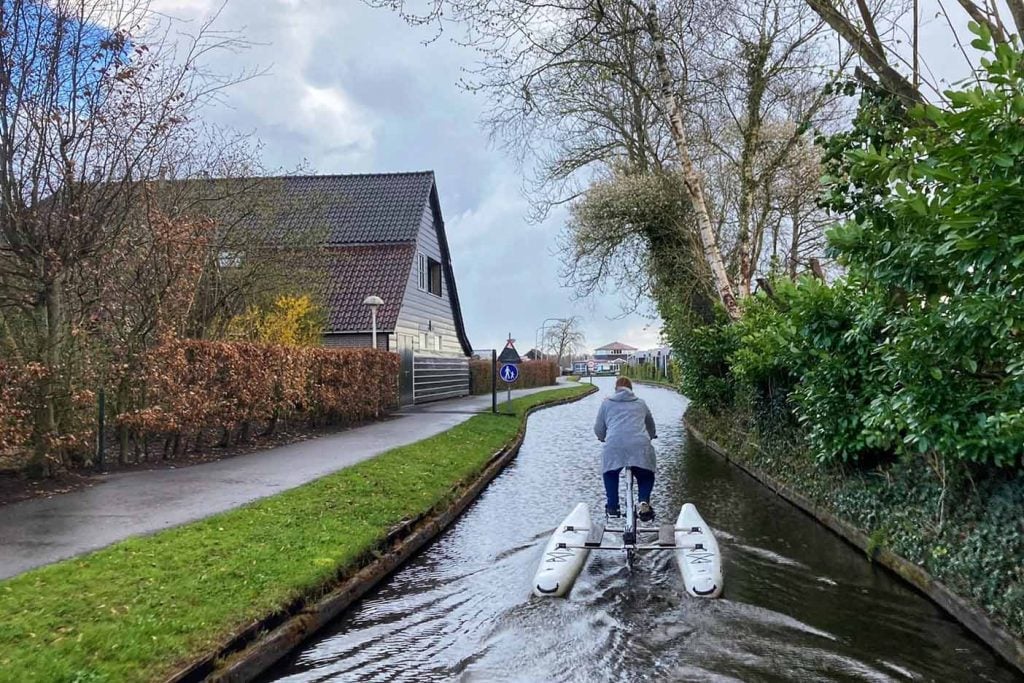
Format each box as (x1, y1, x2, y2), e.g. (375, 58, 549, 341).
(363, 295, 384, 349)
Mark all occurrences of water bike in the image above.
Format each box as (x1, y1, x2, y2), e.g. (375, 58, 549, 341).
(532, 466, 723, 598)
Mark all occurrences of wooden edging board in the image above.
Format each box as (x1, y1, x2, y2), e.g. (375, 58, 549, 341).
(685, 420, 1024, 676)
(166, 384, 599, 683)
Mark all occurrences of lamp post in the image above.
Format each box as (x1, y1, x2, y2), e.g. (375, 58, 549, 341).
(363, 295, 384, 349)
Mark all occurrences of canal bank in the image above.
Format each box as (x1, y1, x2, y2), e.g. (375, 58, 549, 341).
(264, 380, 1019, 682)
(0, 385, 594, 683)
(187, 384, 598, 682)
(686, 408, 1024, 677)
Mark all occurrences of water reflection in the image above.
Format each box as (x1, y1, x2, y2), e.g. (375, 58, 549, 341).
(264, 378, 1018, 682)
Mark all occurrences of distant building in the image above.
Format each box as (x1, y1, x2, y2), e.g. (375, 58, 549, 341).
(594, 341, 638, 362)
(571, 342, 638, 375)
(631, 346, 673, 376)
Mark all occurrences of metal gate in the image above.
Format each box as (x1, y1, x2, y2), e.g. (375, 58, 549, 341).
(398, 335, 415, 406)
(412, 353, 469, 403)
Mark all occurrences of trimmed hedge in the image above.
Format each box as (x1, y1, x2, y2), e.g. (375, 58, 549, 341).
(0, 341, 399, 470)
(117, 340, 398, 453)
(469, 359, 558, 394)
(0, 362, 33, 464)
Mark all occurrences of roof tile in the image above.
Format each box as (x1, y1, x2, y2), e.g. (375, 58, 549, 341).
(319, 244, 413, 332)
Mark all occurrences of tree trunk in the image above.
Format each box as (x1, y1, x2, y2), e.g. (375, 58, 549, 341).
(28, 274, 64, 477)
(643, 0, 739, 318)
(737, 154, 756, 297)
(788, 204, 802, 278)
(737, 35, 771, 297)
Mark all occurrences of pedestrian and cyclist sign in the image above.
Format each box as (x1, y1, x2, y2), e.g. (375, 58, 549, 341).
(500, 363, 519, 383)
(493, 333, 521, 414)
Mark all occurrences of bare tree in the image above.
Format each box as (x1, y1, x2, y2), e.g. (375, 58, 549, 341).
(373, 0, 848, 317)
(0, 0, 255, 473)
(543, 316, 586, 367)
(370, 0, 744, 315)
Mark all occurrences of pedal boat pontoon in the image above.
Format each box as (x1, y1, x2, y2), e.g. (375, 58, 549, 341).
(532, 502, 723, 598)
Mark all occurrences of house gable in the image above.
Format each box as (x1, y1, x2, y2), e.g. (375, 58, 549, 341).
(394, 180, 472, 356)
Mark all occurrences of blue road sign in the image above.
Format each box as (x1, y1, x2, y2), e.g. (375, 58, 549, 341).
(500, 363, 520, 383)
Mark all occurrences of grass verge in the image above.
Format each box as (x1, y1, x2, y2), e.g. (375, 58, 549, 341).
(0, 384, 593, 683)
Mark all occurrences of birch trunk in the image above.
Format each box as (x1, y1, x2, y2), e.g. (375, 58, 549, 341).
(643, 0, 739, 319)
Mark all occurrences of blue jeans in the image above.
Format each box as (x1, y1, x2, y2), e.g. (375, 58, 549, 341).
(603, 467, 654, 510)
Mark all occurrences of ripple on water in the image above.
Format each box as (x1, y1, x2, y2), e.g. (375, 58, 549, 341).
(265, 379, 1020, 683)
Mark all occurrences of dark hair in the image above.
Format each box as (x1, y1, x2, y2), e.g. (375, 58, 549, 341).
(615, 376, 633, 390)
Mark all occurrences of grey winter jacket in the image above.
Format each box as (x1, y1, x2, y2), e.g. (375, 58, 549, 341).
(593, 388, 657, 473)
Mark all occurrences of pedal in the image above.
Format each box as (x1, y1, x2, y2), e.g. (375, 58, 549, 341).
(584, 519, 606, 547)
(658, 524, 675, 547)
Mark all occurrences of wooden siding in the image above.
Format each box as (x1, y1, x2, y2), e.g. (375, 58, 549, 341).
(323, 332, 390, 351)
(394, 203, 465, 357)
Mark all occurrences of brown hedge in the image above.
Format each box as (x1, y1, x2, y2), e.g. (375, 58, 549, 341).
(0, 341, 399, 471)
(470, 359, 558, 394)
(118, 339, 399, 447)
(0, 361, 33, 461)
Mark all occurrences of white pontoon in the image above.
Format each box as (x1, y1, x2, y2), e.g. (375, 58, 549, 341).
(533, 467, 723, 598)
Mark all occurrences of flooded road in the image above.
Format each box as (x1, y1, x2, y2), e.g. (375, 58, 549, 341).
(265, 378, 1019, 682)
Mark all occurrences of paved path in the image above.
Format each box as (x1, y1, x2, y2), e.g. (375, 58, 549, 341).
(0, 384, 570, 580)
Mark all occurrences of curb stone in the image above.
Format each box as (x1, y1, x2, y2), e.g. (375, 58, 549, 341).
(686, 419, 1024, 676)
(166, 384, 598, 683)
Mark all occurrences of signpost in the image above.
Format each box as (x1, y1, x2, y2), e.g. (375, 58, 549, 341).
(500, 363, 520, 383)
(495, 334, 522, 411)
(587, 359, 596, 384)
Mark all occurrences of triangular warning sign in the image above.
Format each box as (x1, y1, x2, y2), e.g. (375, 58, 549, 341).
(497, 335, 521, 364)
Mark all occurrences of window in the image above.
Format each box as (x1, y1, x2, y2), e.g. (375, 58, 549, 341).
(427, 257, 442, 296)
(217, 250, 243, 269)
(417, 253, 426, 291)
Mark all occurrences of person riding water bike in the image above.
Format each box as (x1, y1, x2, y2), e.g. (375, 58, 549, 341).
(594, 376, 657, 522)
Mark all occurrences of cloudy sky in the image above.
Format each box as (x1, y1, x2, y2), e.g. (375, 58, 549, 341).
(148, 0, 663, 354)
(152, 0, 980, 353)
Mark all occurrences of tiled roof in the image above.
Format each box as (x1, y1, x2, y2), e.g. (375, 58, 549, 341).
(595, 341, 638, 351)
(274, 172, 435, 244)
(320, 244, 414, 333)
(176, 172, 436, 245)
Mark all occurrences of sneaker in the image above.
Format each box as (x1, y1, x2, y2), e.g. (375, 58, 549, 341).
(605, 506, 622, 518)
(638, 502, 655, 522)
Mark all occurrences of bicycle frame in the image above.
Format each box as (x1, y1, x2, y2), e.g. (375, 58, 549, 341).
(622, 466, 637, 567)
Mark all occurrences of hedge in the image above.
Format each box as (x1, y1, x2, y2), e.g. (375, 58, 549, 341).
(0, 341, 399, 471)
(469, 359, 558, 394)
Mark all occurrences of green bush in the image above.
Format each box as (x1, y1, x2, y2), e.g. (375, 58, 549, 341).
(665, 308, 738, 413)
(718, 29, 1024, 469)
